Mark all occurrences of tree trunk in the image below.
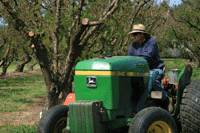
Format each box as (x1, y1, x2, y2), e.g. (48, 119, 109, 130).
(25, 64, 33, 71)
(26, 59, 37, 71)
(61, 74, 74, 103)
(185, 48, 200, 67)
(15, 56, 32, 72)
(196, 61, 200, 68)
(0, 0, 120, 110)
(1, 60, 13, 75)
(1, 65, 8, 75)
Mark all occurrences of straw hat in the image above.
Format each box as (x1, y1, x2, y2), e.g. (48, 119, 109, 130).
(128, 24, 150, 36)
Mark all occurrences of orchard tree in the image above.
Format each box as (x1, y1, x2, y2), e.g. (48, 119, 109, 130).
(170, 0, 200, 66)
(80, 0, 170, 58)
(0, 25, 17, 75)
(0, 0, 120, 109)
(135, 0, 171, 52)
(15, 45, 32, 72)
(1, 0, 171, 109)
(0, 37, 16, 75)
(14, 35, 33, 72)
(25, 55, 37, 71)
(80, 0, 152, 58)
(0, 24, 32, 73)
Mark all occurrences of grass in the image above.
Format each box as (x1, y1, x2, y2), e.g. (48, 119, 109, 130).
(0, 60, 43, 132)
(0, 123, 38, 133)
(0, 74, 44, 132)
(162, 58, 200, 80)
(191, 67, 200, 80)
(0, 60, 40, 73)
(0, 75, 46, 112)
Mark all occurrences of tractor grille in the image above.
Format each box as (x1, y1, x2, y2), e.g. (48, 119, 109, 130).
(69, 101, 104, 133)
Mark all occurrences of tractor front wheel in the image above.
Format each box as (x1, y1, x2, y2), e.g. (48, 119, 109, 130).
(37, 105, 68, 133)
(128, 107, 178, 133)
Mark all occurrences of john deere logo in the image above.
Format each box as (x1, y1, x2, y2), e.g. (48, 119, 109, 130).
(87, 77, 97, 88)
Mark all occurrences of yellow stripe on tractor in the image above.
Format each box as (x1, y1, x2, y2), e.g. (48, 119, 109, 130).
(75, 71, 149, 77)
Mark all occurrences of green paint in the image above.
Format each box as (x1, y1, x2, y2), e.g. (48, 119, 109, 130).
(69, 101, 104, 133)
(74, 76, 132, 110)
(69, 56, 152, 132)
(105, 118, 132, 129)
(75, 56, 149, 72)
(74, 56, 150, 111)
(173, 64, 192, 117)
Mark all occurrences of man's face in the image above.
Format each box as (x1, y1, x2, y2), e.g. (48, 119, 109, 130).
(132, 32, 144, 44)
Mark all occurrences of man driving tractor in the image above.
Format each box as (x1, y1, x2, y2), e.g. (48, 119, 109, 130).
(128, 24, 173, 113)
(38, 23, 195, 133)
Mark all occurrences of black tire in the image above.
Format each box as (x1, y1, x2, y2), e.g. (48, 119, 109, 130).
(181, 79, 200, 133)
(37, 105, 68, 133)
(128, 107, 178, 133)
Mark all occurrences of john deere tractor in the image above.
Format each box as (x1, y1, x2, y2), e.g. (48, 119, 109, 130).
(37, 56, 199, 133)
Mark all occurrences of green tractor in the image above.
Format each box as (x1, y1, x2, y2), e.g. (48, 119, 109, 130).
(37, 56, 199, 133)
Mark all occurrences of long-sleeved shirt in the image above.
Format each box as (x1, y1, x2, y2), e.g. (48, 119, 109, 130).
(128, 37, 165, 70)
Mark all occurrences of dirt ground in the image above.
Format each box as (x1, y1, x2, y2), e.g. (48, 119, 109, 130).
(0, 70, 42, 81)
(0, 70, 45, 126)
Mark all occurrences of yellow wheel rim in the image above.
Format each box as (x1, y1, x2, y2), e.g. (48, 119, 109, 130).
(148, 121, 172, 133)
(54, 117, 67, 133)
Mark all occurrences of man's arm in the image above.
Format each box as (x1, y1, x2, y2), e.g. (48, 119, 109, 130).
(140, 40, 156, 61)
(128, 44, 135, 56)
(141, 38, 165, 69)
(138, 38, 158, 69)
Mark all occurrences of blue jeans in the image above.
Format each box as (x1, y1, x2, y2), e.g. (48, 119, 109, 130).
(150, 69, 167, 101)
(134, 69, 168, 112)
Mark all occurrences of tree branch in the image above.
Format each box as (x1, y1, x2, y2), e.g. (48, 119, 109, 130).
(0, 36, 9, 49)
(1, 0, 28, 32)
(94, 43, 104, 54)
(128, 0, 150, 33)
(77, 0, 85, 25)
(171, 26, 184, 40)
(81, 18, 103, 26)
(171, 9, 200, 31)
(14, 0, 18, 6)
(40, 3, 53, 13)
(182, 18, 200, 31)
(52, 0, 61, 75)
(79, 0, 119, 46)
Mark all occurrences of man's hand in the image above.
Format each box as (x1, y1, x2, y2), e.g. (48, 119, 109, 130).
(163, 67, 165, 72)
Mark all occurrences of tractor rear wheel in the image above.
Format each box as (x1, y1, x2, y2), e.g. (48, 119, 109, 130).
(181, 79, 200, 133)
(37, 105, 68, 133)
(128, 107, 178, 133)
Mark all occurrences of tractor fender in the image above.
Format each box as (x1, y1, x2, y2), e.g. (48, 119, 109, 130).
(173, 64, 192, 117)
(63, 93, 75, 105)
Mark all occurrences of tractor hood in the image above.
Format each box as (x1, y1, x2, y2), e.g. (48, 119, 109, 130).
(75, 56, 149, 73)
